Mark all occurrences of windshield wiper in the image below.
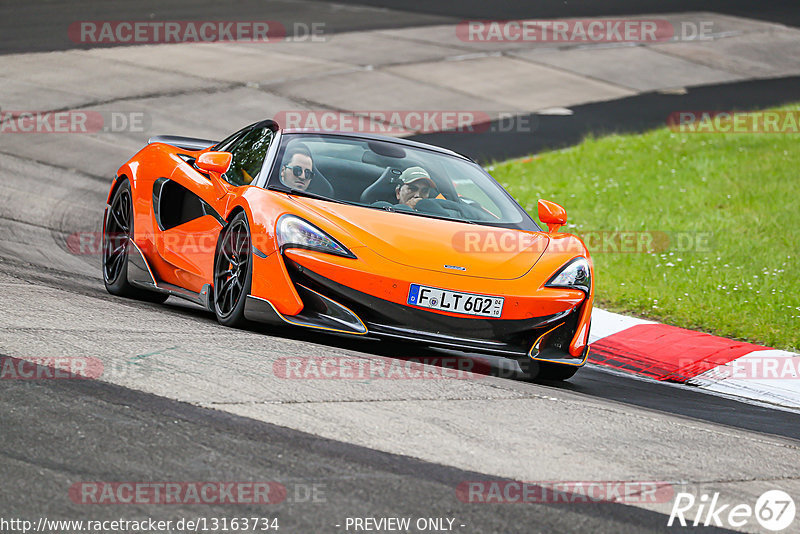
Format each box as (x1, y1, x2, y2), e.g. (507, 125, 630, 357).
(361, 200, 478, 224)
(403, 210, 478, 225)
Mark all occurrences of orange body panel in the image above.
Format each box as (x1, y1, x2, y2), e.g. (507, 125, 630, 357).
(287, 197, 547, 280)
(250, 252, 304, 316)
(154, 215, 220, 292)
(282, 247, 585, 320)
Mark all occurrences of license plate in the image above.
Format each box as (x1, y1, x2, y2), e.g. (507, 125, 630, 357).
(407, 284, 503, 318)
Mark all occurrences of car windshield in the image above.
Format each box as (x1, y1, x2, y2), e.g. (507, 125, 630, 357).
(265, 133, 540, 231)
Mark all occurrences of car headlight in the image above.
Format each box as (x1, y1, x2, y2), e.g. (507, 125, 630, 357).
(546, 257, 591, 293)
(277, 215, 356, 258)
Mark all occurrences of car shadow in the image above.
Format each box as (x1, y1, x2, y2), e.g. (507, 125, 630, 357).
(160, 296, 587, 387)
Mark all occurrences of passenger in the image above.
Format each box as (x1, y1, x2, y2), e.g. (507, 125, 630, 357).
(393, 166, 436, 210)
(280, 146, 315, 191)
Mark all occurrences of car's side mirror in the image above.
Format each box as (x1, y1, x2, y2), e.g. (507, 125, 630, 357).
(196, 151, 232, 175)
(538, 199, 567, 233)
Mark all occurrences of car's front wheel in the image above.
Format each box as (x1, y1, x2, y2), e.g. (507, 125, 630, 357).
(213, 211, 253, 328)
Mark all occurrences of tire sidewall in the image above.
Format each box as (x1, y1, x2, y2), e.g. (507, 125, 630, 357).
(103, 180, 132, 294)
(213, 212, 253, 327)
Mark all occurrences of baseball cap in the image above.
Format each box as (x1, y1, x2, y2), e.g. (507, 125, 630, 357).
(398, 166, 436, 188)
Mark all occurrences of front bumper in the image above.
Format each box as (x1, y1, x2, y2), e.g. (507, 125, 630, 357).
(249, 256, 586, 359)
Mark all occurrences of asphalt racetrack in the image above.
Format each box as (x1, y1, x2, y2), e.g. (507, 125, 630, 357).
(2, 0, 798, 54)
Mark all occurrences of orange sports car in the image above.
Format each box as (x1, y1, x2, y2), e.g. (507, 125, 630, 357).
(102, 120, 593, 380)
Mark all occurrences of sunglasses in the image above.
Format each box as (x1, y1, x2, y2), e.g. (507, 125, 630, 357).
(284, 165, 314, 180)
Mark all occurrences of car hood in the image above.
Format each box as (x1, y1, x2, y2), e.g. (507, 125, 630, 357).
(289, 197, 548, 280)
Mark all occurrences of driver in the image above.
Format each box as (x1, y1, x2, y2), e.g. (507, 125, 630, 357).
(280, 145, 315, 191)
(393, 166, 436, 210)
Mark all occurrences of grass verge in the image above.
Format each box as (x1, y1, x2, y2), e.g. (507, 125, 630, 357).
(490, 104, 800, 351)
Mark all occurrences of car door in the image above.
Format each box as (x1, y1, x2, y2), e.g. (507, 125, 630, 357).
(154, 123, 275, 292)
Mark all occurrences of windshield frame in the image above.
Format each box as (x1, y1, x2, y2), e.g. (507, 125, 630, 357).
(263, 132, 541, 231)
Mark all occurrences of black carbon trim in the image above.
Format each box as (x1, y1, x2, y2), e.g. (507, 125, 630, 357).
(284, 258, 574, 352)
(152, 177, 225, 231)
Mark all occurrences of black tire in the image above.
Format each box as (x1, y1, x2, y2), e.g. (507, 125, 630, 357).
(102, 179, 168, 303)
(213, 211, 253, 328)
(536, 361, 579, 380)
(518, 358, 579, 381)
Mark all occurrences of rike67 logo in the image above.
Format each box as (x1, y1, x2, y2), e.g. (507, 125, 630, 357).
(669, 489, 796, 531)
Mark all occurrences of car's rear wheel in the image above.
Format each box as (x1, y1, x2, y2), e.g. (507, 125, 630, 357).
(213, 212, 253, 328)
(102, 179, 168, 303)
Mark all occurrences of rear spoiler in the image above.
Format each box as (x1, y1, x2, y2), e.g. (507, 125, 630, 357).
(148, 135, 218, 151)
